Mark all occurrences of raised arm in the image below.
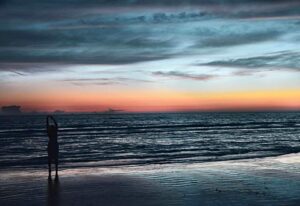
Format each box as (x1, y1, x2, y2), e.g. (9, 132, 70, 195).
(46, 115, 50, 127)
(46, 116, 50, 136)
(50, 116, 58, 129)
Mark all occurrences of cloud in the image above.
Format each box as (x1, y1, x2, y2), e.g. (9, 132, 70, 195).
(231, 69, 259, 76)
(61, 77, 153, 86)
(0, 16, 176, 68)
(0, 62, 68, 74)
(196, 31, 282, 48)
(152, 71, 217, 81)
(0, 47, 173, 66)
(2, 1, 299, 19)
(0, 18, 286, 72)
(201, 51, 300, 69)
(2, 1, 299, 7)
(0, 0, 299, 75)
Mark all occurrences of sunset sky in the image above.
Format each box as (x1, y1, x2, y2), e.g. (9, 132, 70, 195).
(0, 0, 300, 112)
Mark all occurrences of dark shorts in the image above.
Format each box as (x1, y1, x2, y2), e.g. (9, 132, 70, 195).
(48, 142, 59, 162)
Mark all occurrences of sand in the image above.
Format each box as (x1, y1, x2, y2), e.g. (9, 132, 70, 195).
(1, 153, 300, 206)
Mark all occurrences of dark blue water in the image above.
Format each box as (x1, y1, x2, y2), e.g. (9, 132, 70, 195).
(0, 112, 299, 170)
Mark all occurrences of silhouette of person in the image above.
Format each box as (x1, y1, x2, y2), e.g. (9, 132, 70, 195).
(47, 115, 59, 179)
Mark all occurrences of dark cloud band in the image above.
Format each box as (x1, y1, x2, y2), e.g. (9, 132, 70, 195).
(201, 51, 300, 70)
(0, 0, 299, 74)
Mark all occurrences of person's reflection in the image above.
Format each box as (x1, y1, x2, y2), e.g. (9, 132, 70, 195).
(47, 177, 60, 206)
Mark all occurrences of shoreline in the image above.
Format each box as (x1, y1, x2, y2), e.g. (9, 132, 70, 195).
(1, 152, 299, 177)
(1, 153, 299, 205)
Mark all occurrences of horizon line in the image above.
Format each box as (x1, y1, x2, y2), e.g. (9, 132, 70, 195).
(1, 108, 300, 115)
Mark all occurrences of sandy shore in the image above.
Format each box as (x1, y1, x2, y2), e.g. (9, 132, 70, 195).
(1, 153, 300, 206)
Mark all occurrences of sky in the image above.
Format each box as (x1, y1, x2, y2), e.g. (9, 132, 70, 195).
(0, 0, 300, 112)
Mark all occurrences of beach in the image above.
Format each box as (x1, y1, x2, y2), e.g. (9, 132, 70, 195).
(0, 113, 299, 205)
(1, 153, 299, 206)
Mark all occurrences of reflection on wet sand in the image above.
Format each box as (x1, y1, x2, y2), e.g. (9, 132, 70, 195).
(0, 153, 300, 206)
(47, 177, 60, 206)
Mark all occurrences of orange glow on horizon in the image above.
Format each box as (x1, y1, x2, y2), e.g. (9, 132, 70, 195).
(1, 89, 299, 112)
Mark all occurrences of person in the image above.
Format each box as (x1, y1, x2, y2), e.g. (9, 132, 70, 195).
(47, 115, 59, 179)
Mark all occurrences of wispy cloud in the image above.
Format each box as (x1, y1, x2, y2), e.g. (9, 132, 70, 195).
(152, 71, 217, 81)
(61, 77, 153, 86)
(0, 63, 68, 74)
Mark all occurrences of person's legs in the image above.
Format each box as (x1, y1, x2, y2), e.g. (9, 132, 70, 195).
(55, 144, 59, 179)
(55, 158, 58, 179)
(48, 159, 51, 179)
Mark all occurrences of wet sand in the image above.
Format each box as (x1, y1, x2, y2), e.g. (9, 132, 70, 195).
(1, 153, 300, 206)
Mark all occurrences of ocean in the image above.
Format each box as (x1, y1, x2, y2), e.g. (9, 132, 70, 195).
(0, 112, 299, 171)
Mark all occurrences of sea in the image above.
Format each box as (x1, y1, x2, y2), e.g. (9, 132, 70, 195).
(0, 112, 299, 171)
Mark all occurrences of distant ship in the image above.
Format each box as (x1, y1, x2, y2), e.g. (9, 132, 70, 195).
(53, 110, 65, 114)
(1, 105, 22, 115)
(104, 108, 123, 114)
